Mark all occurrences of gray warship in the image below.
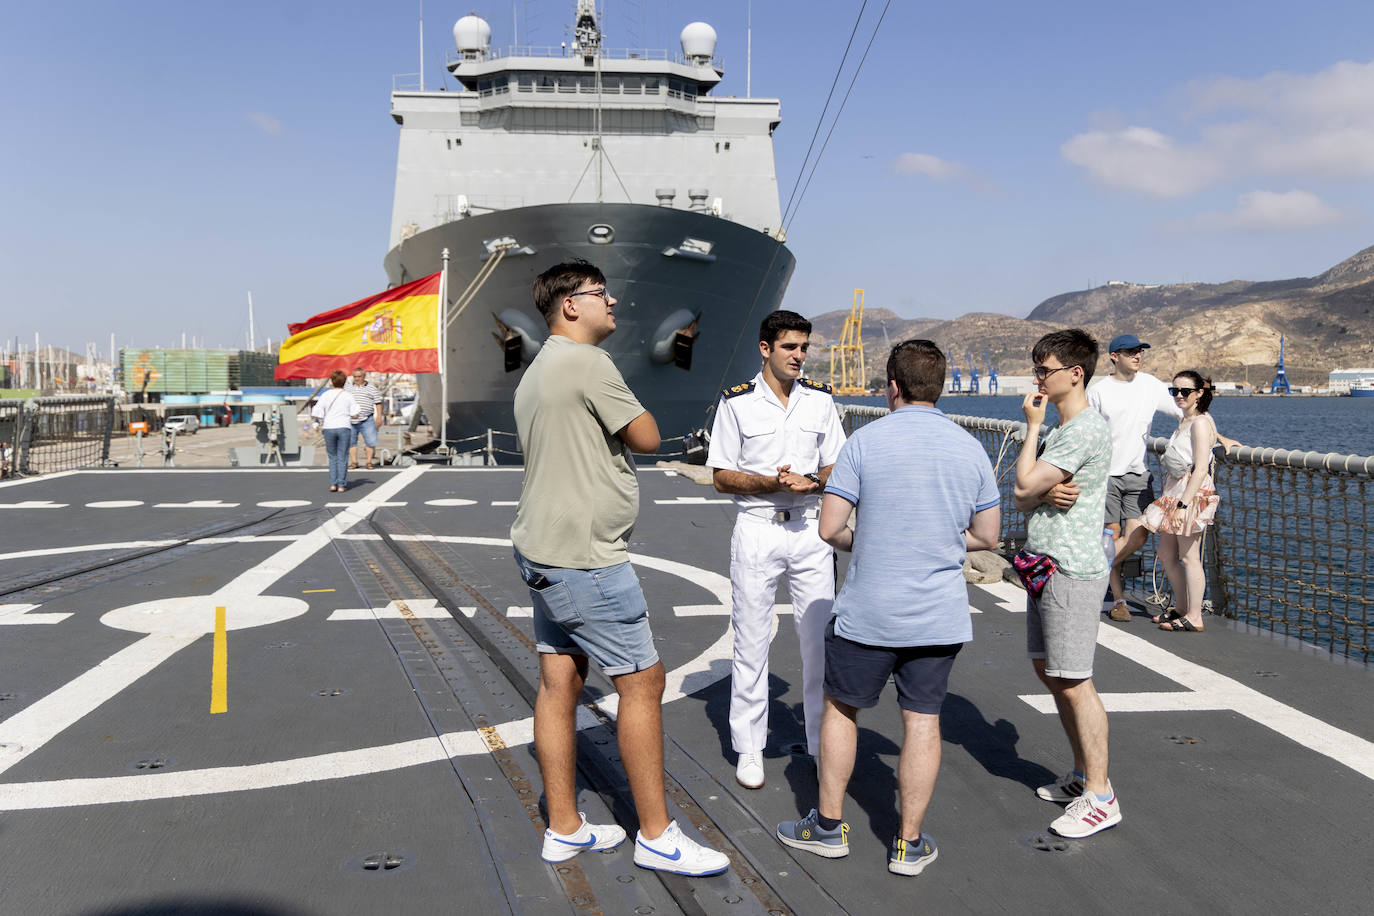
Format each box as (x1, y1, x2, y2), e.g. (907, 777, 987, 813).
(384, 2, 796, 448)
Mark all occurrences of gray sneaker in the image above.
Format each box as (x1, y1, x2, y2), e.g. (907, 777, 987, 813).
(776, 808, 849, 858)
(888, 833, 938, 876)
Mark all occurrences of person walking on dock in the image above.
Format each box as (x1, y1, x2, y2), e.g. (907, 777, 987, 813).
(511, 260, 729, 877)
(706, 310, 846, 789)
(1013, 329, 1121, 838)
(345, 368, 382, 470)
(775, 340, 1000, 875)
(311, 369, 360, 492)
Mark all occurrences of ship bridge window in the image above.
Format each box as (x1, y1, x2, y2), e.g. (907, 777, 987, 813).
(536, 75, 556, 92)
(517, 74, 534, 92)
(621, 76, 642, 95)
(557, 75, 580, 93)
(600, 77, 620, 93)
(643, 77, 660, 95)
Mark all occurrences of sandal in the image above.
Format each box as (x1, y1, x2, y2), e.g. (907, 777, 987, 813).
(1160, 617, 1204, 632)
(1150, 607, 1180, 625)
(366, 463, 376, 469)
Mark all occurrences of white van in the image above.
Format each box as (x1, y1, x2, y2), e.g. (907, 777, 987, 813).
(165, 415, 200, 435)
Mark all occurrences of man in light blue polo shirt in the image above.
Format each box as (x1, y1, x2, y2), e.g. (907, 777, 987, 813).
(776, 339, 1000, 877)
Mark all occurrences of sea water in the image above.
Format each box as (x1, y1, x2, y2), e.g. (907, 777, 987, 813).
(840, 394, 1374, 456)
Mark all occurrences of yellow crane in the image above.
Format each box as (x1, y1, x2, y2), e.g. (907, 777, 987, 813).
(828, 288, 867, 395)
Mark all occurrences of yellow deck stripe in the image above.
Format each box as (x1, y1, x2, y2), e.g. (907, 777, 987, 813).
(210, 606, 228, 714)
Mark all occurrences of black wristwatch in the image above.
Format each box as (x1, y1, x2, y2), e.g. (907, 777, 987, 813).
(1176, 500, 1189, 509)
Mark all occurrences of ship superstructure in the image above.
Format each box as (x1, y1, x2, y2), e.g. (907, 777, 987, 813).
(384, 1, 796, 450)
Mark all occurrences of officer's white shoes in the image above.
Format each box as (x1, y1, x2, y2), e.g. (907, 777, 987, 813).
(735, 752, 765, 789)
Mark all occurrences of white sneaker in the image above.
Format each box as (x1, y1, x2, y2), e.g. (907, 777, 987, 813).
(1049, 790, 1122, 838)
(1036, 771, 1085, 803)
(633, 820, 730, 876)
(735, 752, 765, 789)
(541, 813, 626, 863)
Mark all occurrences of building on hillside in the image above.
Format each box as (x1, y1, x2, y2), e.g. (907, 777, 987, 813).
(1328, 368, 1374, 394)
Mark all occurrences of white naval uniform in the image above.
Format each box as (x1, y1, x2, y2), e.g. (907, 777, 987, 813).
(706, 373, 846, 758)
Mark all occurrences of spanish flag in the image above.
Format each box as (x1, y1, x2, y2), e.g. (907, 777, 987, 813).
(274, 272, 442, 379)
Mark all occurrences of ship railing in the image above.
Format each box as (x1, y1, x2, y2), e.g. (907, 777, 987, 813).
(838, 404, 1374, 664)
(442, 428, 691, 466)
(392, 73, 423, 92)
(0, 395, 117, 479)
(448, 46, 686, 66)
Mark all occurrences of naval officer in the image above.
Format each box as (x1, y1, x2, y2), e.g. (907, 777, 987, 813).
(707, 310, 846, 789)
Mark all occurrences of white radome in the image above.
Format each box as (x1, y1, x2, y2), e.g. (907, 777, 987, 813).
(453, 15, 492, 54)
(680, 21, 717, 63)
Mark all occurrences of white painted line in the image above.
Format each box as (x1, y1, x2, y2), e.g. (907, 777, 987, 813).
(506, 606, 532, 618)
(153, 500, 241, 509)
(327, 600, 452, 621)
(1012, 612, 1374, 780)
(86, 500, 145, 509)
(0, 471, 79, 489)
(0, 603, 73, 625)
(0, 540, 181, 561)
(491, 500, 518, 506)
(257, 500, 312, 508)
(194, 536, 301, 545)
(325, 501, 407, 508)
(0, 466, 427, 779)
(653, 496, 731, 505)
(979, 578, 1026, 614)
(673, 603, 792, 617)
(0, 501, 69, 509)
(424, 498, 477, 507)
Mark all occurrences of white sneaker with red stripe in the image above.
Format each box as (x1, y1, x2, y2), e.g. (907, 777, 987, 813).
(1049, 789, 1121, 838)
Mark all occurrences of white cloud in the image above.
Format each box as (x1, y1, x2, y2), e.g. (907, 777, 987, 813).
(894, 152, 964, 180)
(1061, 58, 1374, 196)
(247, 111, 283, 134)
(1176, 190, 1345, 233)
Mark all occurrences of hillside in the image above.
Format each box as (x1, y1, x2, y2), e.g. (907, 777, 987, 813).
(806, 244, 1374, 388)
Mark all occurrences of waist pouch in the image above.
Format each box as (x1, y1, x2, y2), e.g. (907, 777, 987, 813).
(1012, 549, 1058, 598)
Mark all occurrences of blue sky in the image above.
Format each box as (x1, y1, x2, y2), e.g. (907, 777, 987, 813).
(6, 0, 1374, 354)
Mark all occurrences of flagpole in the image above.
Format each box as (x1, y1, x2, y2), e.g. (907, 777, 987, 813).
(439, 248, 449, 453)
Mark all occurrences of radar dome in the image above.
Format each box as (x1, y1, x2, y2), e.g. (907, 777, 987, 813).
(453, 15, 492, 57)
(680, 22, 717, 65)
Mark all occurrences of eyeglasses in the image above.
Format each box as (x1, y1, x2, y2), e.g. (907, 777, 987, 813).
(1032, 365, 1073, 381)
(1168, 386, 1199, 396)
(570, 287, 610, 303)
(1116, 347, 1147, 357)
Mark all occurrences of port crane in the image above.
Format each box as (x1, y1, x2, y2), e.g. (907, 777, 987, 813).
(1270, 334, 1291, 394)
(966, 349, 980, 394)
(828, 289, 868, 396)
(985, 348, 999, 394)
(949, 348, 961, 393)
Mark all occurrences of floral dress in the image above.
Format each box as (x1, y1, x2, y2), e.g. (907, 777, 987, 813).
(1141, 415, 1219, 536)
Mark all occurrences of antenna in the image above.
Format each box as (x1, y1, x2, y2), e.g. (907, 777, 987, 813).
(247, 292, 256, 351)
(418, 0, 425, 91)
(747, 0, 752, 98)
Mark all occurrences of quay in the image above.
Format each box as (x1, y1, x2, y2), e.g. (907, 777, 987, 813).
(2, 460, 1373, 915)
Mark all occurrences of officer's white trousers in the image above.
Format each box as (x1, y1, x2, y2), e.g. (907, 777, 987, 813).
(728, 512, 834, 757)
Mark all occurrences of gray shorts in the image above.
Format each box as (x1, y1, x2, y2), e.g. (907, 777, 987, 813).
(1104, 472, 1154, 527)
(1026, 571, 1107, 679)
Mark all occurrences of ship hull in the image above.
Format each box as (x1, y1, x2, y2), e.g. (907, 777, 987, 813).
(384, 202, 796, 453)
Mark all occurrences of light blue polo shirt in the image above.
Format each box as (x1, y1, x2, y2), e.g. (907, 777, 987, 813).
(825, 405, 1000, 647)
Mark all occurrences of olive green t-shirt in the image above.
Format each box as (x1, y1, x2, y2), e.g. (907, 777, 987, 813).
(510, 335, 646, 569)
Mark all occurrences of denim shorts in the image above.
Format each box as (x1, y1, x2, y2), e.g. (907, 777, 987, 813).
(1025, 571, 1107, 679)
(350, 415, 379, 448)
(823, 620, 961, 714)
(513, 549, 659, 676)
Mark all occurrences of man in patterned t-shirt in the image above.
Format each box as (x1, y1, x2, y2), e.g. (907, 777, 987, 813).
(345, 368, 382, 470)
(1013, 328, 1120, 840)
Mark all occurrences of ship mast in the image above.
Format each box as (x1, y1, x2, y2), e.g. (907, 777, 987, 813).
(572, 0, 604, 201)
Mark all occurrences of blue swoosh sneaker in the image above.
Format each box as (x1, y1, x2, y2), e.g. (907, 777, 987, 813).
(541, 812, 627, 863)
(633, 820, 730, 876)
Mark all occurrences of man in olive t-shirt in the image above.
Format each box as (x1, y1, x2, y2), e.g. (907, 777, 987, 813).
(510, 260, 729, 877)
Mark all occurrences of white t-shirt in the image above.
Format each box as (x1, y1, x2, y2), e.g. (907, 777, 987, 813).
(1087, 371, 1182, 477)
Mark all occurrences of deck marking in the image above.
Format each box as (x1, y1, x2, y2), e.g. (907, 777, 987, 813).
(0, 530, 741, 808)
(257, 500, 312, 508)
(0, 603, 73, 625)
(0, 466, 426, 779)
(152, 500, 241, 509)
(328, 600, 452, 621)
(1012, 603, 1374, 780)
(490, 500, 518, 506)
(302, 588, 335, 594)
(210, 607, 228, 714)
(673, 603, 792, 617)
(424, 498, 477, 507)
(325, 501, 407, 508)
(86, 500, 145, 509)
(979, 579, 1026, 614)
(0, 501, 69, 509)
(0, 471, 78, 489)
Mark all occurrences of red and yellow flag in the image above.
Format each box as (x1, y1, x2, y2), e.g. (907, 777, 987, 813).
(275, 272, 441, 379)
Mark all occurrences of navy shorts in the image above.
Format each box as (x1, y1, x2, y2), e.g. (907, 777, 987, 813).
(513, 549, 659, 677)
(823, 620, 961, 714)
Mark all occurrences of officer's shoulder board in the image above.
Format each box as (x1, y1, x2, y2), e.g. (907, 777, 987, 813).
(797, 377, 833, 395)
(721, 381, 756, 400)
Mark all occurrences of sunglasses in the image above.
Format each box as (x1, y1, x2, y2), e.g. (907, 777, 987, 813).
(1032, 365, 1073, 381)
(1168, 386, 1198, 396)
